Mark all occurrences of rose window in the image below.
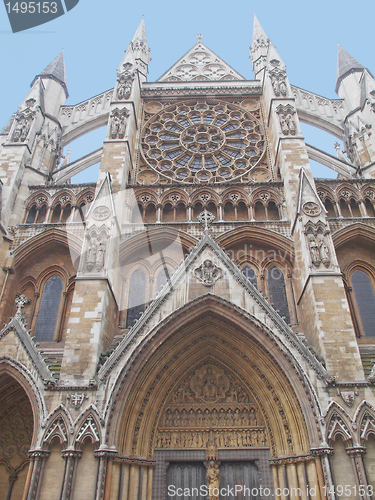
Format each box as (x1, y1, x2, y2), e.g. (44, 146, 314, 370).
(141, 100, 266, 183)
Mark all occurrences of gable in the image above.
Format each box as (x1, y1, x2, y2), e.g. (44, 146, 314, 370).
(98, 230, 328, 383)
(158, 42, 245, 82)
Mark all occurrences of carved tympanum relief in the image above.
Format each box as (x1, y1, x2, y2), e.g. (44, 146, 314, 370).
(156, 363, 268, 450)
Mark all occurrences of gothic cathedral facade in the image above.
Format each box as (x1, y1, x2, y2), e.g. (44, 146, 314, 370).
(0, 16, 375, 500)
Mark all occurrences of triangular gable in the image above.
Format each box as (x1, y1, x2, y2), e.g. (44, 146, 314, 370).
(98, 229, 328, 382)
(0, 317, 54, 384)
(296, 168, 326, 217)
(158, 41, 245, 82)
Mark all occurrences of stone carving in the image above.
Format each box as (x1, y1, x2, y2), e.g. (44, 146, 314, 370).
(191, 365, 230, 403)
(96, 242, 106, 271)
(92, 206, 110, 221)
(12, 115, 32, 142)
(67, 393, 88, 409)
(86, 235, 107, 272)
(156, 363, 267, 450)
(305, 222, 331, 269)
(302, 201, 321, 217)
(207, 461, 220, 500)
(116, 64, 135, 101)
(14, 294, 30, 328)
(110, 108, 130, 140)
(269, 61, 288, 97)
(338, 390, 358, 407)
(194, 260, 223, 286)
(197, 209, 215, 230)
(276, 104, 297, 136)
(206, 431, 218, 461)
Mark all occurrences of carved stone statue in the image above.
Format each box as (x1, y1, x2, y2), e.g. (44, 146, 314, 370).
(206, 462, 220, 500)
(110, 115, 120, 139)
(308, 235, 321, 267)
(318, 238, 330, 268)
(110, 109, 130, 139)
(86, 239, 97, 272)
(95, 241, 106, 271)
(276, 104, 297, 136)
(12, 118, 31, 142)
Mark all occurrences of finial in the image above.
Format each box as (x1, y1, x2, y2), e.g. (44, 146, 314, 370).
(197, 209, 215, 231)
(196, 34, 203, 43)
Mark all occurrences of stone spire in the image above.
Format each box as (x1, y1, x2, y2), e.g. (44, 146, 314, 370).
(32, 50, 69, 98)
(252, 14, 267, 44)
(335, 46, 366, 93)
(131, 17, 150, 76)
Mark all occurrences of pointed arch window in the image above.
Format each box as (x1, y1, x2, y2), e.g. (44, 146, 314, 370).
(126, 269, 147, 329)
(267, 266, 290, 323)
(351, 269, 375, 337)
(34, 274, 64, 342)
(242, 266, 258, 289)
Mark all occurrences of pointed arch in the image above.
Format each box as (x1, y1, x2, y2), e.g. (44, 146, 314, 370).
(0, 356, 46, 447)
(324, 402, 353, 447)
(74, 405, 103, 448)
(104, 294, 323, 459)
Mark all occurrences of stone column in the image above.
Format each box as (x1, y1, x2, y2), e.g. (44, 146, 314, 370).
(60, 449, 82, 500)
(26, 450, 50, 500)
(94, 449, 118, 500)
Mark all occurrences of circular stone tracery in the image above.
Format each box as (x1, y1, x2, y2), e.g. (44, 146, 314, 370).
(141, 100, 266, 183)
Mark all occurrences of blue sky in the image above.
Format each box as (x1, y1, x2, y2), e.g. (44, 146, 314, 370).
(0, 0, 374, 180)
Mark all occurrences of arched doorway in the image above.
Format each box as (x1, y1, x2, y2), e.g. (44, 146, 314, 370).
(0, 372, 35, 499)
(107, 296, 323, 500)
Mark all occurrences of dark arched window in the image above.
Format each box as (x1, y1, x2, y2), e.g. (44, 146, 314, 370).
(242, 266, 258, 289)
(126, 269, 146, 329)
(351, 270, 375, 337)
(267, 266, 290, 323)
(34, 275, 64, 342)
(254, 201, 266, 221)
(324, 198, 336, 218)
(156, 267, 172, 294)
(26, 205, 37, 223)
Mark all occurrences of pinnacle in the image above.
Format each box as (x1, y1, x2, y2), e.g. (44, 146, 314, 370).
(34, 51, 69, 98)
(132, 16, 147, 45)
(252, 14, 268, 43)
(336, 45, 365, 92)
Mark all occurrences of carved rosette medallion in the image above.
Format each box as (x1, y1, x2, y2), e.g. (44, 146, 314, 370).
(156, 362, 268, 450)
(190, 365, 230, 404)
(302, 202, 321, 217)
(194, 260, 223, 286)
(92, 206, 110, 221)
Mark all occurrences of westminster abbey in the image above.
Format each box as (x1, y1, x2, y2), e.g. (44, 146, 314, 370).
(0, 16, 375, 500)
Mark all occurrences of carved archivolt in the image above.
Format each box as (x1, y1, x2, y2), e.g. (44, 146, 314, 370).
(155, 362, 268, 451)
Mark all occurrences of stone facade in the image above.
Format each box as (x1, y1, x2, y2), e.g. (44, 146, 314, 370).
(0, 16, 375, 500)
